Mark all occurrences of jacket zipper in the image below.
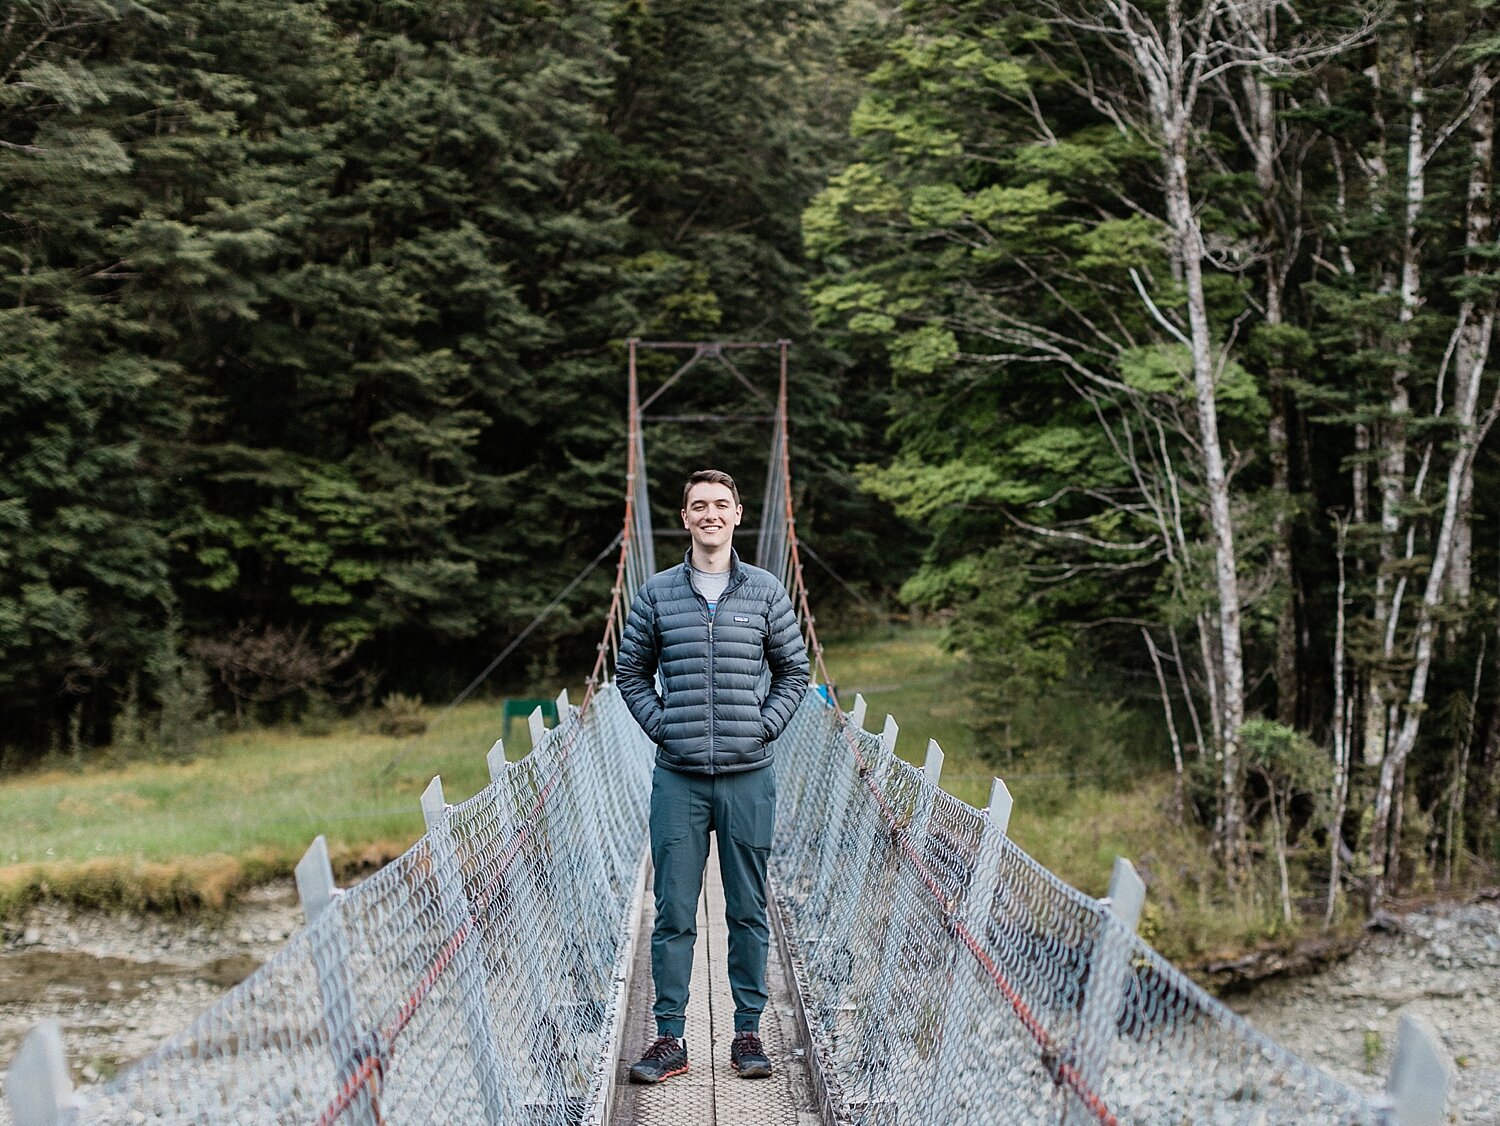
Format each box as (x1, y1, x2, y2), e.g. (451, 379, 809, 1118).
(706, 612, 714, 771)
(692, 561, 746, 772)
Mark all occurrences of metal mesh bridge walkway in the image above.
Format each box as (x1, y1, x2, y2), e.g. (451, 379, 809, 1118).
(7, 341, 1450, 1125)
(608, 841, 821, 1125)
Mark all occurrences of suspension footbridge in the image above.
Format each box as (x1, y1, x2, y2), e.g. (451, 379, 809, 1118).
(7, 342, 1451, 1125)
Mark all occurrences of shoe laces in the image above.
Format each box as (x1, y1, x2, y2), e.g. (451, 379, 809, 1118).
(733, 1031, 763, 1055)
(642, 1035, 681, 1061)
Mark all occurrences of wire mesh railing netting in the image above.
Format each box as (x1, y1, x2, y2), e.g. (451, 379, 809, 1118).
(770, 695, 1388, 1126)
(69, 686, 653, 1126)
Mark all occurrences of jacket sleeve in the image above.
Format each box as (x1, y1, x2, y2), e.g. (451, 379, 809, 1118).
(616, 586, 666, 743)
(759, 584, 809, 743)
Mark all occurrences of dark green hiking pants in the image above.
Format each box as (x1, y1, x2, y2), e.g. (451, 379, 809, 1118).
(648, 762, 776, 1038)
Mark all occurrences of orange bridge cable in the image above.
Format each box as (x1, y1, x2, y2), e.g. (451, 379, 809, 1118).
(314, 918, 471, 1125)
(586, 344, 647, 712)
(825, 715, 1120, 1126)
(314, 1052, 387, 1126)
(766, 357, 832, 692)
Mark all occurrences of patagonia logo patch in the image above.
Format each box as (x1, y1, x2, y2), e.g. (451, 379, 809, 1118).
(734, 615, 751, 623)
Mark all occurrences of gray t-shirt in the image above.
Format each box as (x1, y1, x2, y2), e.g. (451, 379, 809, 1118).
(690, 565, 731, 615)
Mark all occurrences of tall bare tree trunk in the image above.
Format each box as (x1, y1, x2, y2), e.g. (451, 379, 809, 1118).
(1450, 472, 1474, 608)
(1240, 28, 1300, 728)
(1327, 515, 1352, 926)
(1448, 94, 1493, 612)
(1369, 79, 1495, 903)
(1144, 628, 1186, 818)
(1268, 372, 1298, 728)
(1162, 128, 1248, 866)
(1367, 24, 1427, 879)
(1170, 625, 1208, 762)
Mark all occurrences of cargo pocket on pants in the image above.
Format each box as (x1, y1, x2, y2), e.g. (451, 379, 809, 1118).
(727, 768, 776, 852)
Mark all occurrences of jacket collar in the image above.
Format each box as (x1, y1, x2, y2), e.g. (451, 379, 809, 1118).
(681, 548, 744, 590)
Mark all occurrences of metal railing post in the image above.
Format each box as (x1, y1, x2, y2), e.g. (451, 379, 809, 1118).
(1383, 1012, 1452, 1126)
(295, 835, 379, 1126)
(986, 777, 1014, 836)
(528, 705, 549, 752)
(420, 777, 509, 1125)
(1067, 856, 1146, 1125)
(486, 739, 507, 783)
(7, 1021, 78, 1126)
(918, 774, 1014, 1124)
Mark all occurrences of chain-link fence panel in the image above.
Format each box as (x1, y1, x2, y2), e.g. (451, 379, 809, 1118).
(771, 694, 1388, 1126)
(67, 685, 652, 1126)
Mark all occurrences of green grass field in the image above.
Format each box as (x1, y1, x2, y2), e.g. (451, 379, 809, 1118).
(2, 629, 1279, 961)
(0, 684, 585, 912)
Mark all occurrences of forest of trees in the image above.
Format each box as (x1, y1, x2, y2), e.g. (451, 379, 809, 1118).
(0, 0, 897, 743)
(5, 0, 1500, 912)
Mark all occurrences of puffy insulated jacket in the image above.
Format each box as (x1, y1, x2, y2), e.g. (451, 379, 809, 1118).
(616, 550, 809, 774)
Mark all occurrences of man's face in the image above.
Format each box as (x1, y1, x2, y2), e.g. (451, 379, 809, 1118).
(681, 481, 743, 554)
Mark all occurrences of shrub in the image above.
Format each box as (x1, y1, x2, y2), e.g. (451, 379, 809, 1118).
(375, 692, 428, 737)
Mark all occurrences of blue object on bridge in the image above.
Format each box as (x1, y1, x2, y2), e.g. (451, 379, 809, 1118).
(815, 684, 834, 706)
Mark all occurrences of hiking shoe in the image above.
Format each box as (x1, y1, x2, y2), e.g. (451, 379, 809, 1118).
(628, 1035, 688, 1084)
(730, 1031, 772, 1078)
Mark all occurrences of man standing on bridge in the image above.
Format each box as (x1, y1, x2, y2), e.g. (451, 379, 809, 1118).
(616, 468, 809, 1084)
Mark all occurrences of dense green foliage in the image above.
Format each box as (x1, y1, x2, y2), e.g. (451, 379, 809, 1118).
(809, 0, 1500, 902)
(1, 0, 896, 753)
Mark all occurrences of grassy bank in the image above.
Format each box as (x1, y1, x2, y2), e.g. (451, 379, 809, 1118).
(6, 629, 1290, 965)
(0, 687, 581, 915)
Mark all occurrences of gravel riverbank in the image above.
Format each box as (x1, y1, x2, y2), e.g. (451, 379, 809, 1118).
(0, 882, 302, 1122)
(1227, 895, 1500, 1125)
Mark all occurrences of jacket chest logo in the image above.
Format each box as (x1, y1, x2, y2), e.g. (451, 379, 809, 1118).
(733, 614, 751, 623)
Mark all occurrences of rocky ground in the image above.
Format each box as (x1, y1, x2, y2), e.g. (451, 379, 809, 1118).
(0, 883, 1495, 1123)
(1227, 893, 1500, 1125)
(0, 882, 302, 1122)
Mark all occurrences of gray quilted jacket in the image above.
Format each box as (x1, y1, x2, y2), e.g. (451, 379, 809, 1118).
(616, 550, 809, 774)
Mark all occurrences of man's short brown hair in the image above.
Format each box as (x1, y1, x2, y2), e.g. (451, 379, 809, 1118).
(682, 469, 740, 509)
